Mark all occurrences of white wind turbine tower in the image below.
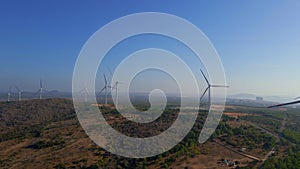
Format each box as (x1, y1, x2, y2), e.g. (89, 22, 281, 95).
(15, 86, 22, 101)
(200, 69, 229, 107)
(7, 86, 11, 102)
(35, 79, 43, 99)
(83, 87, 89, 103)
(111, 81, 120, 107)
(78, 84, 89, 103)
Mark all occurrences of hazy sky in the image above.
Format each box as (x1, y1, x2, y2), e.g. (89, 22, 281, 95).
(1, 1, 300, 98)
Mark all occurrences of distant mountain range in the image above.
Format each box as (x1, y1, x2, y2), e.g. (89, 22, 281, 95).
(228, 93, 293, 102)
(228, 93, 257, 100)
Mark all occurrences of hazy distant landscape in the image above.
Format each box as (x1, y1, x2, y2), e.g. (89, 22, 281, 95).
(0, 90, 289, 104)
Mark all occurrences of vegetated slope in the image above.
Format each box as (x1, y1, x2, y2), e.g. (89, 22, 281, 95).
(0, 99, 74, 141)
(0, 99, 101, 169)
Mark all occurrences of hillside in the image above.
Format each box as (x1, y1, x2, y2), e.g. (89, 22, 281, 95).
(0, 99, 101, 168)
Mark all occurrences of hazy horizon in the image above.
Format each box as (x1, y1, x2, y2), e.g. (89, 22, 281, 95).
(0, 89, 295, 103)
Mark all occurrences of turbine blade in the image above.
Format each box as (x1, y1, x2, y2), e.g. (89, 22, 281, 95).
(200, 87, 209, 102)
(268, 100, 300, 108)
(45, 90, 54, 97)
(34, 89, 41, 95)
(97, 87, 106, 96)
(40, 79, 43, 88)
(113, 81, 124, 88)
(211, 85, 229, 88)
(15, 86, 20, 92)
(200, 69, 210, 85)
(103, 74, 107, 85)
(208, 88, 211, 108)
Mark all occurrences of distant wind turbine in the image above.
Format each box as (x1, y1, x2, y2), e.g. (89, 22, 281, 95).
(200, 69, 229, 107)
(80, 87, 89, 102)
(77, 83, 90, 103)
(97, 74, 111, 105)
(111, 81, 123, 107)
(107, 67, 123, 107)
(14, 86, 22, 101)
(7, 86, 11, 102)
(35, 79, 43, 99)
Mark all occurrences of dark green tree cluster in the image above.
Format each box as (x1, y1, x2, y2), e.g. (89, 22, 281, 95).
(261, 147, 300, 169)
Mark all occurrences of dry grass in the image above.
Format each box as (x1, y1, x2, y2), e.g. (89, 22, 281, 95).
(0, 118, 102, 169)
(224, 112, 254, 119)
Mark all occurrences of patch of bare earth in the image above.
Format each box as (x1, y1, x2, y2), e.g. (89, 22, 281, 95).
(224, 112, 254, 119)
(169, 142, 254, 169)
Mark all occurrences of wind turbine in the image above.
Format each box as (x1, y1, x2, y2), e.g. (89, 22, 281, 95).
(7, 86, 11, 102)
(82, 87, 89, 102)
(111, 81, 121, 107)
(97, 74, 111, 105)
(15, 86, 22, 101)
(35, 79, 43, 99)
(107, 67, 123, 107)
(77, 83, 90, 103)
(200, 69, 229, 107)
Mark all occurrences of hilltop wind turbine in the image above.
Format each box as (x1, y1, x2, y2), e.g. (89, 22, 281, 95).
(7, 86, 11, 102)
(200, 69, 229, 106)
(97, 74, 111, 105)
(111, 81, 121, 107)
(81, 87, 89, 102)
(35, 79, 43, 99)
(77, 83, 90, 103)
(107, 67, 123, 107)
(15, 86, 22, 101)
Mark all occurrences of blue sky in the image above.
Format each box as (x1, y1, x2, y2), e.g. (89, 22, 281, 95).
(0, 1, 300, 98)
